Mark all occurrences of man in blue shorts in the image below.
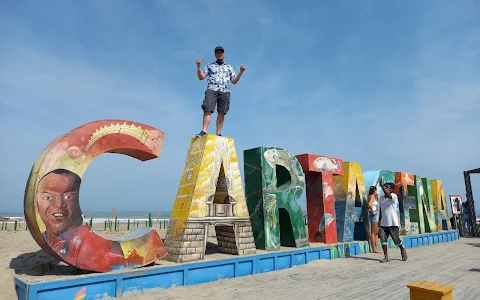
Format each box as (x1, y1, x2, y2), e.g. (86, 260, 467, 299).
(195, 46, 245, 137)
(378, 178, 408, 263)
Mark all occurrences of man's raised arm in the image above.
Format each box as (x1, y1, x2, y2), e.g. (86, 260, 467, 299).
(196, 58, 207, 80)
(231, 64, 245, 84)
(378, 178, 392, 199)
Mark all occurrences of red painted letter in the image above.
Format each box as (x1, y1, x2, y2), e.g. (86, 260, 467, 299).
(296, 154, 343, 243)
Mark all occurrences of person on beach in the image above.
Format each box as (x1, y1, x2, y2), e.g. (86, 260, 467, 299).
(377, 178, 408, 263)
(195, 46, 245, 137)
(368, 186, 382, 253)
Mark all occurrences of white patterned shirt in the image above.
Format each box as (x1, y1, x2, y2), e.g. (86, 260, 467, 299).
(203, 61, 236, 92)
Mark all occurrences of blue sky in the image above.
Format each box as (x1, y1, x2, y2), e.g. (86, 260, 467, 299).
(1, 0, 479, 216)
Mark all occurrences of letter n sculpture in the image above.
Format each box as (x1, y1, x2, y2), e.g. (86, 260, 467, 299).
(244, 147, 309, 251)
(164, 135, 256, 263)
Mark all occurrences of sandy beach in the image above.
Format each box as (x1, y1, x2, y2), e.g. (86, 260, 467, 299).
(1, 223, 305, 300)
(0, 224, 166, 300)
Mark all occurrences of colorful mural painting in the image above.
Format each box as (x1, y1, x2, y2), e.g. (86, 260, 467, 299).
(24, 120, 167, 272)
(164, 134, 256, 263)
(22, 119, 460, 278)
(244, 147, 309, 251)
(449, 195, 463, 215)
(296, 154, 343, 243)
(421, 177, 437, 232)
(73, 287, 86, 300)
(363, 170, 395, 196)
(394, 172, 417, 235)
(408, 176, 427, 234)
(333, 162, 369, 243)
(431, 180, 452, 231)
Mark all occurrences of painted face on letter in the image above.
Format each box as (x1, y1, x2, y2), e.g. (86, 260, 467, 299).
(37, 170, 83, 238)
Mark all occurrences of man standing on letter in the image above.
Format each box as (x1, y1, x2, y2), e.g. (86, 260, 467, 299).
(196, 46, 245, 137)
(378, 178, 408, 262)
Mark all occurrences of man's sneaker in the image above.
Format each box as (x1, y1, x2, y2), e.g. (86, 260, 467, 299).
(196, 131, 207, 137)
(217, 133, 222, 136)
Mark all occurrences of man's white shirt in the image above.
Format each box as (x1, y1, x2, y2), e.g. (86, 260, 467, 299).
(379, 193, 399, 227)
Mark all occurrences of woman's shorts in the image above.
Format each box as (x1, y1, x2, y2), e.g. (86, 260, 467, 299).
(369, 212, 379, 223)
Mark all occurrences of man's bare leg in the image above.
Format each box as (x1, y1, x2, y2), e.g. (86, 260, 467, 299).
(202, 111, 212, 133)
(399, 244, 408, 261)
(380, 244, 389, 262)
(216, 112, 225, 135)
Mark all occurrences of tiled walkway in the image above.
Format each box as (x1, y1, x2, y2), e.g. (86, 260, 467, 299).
(124, 238, 480, 300)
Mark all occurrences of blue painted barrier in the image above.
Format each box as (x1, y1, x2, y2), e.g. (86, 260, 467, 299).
(14, 229, 460, 300)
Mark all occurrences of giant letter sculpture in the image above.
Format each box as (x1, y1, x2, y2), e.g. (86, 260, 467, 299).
(394, 172, 417, 235)
(296, 154, 342, 243)
(164, 135, 256, 263)
(409, 176, 431, 234)
(244, 147, 308, 251)
(333, 162, 370, 243)
(431, 180, 452, 231)
(421, 177, 437, 232)
(24, 120, 167, 272)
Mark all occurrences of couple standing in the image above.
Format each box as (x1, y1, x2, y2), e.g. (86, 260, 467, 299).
(368, 178, 408, 263)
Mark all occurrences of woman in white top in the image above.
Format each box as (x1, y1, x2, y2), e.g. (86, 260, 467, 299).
(368, 186, 381, 253)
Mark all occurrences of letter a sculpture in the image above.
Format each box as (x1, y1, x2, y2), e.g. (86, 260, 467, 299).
(165, 134, 256, 263)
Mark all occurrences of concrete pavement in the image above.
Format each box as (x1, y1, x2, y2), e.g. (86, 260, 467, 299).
(122, 238, 480, 300)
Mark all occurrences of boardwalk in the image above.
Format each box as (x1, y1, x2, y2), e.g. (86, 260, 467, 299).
(124, 238, 480, 300)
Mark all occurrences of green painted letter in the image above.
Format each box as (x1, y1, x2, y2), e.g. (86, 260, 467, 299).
(244, 147, 309, 251)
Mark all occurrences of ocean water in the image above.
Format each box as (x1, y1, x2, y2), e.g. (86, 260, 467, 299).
(83, 210, 173, 224)
(1, 209, 307, 224)
(0, 210, 173, 224)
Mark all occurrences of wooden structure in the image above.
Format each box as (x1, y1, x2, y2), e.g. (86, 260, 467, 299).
(407, 280, 454, 300)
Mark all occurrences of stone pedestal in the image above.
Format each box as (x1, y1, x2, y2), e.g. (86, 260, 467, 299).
(216, 222, 256, 255)
(164, 221, 206, 263)
(164, 218, 256, 263)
